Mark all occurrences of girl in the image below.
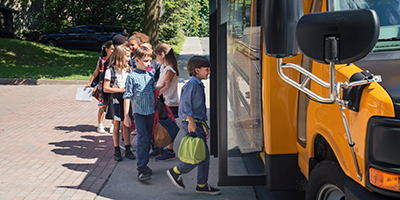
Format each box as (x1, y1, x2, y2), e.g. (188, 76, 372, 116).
(85, 40, 114, 134)
(150, 43, 180, 161)
(103, 45, 135, 161)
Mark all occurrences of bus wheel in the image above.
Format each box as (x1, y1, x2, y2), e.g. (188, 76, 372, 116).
(306, 160, 348, 200)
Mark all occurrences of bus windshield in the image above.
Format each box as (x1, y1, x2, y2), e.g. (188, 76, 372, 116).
(333, 0, 400, 51)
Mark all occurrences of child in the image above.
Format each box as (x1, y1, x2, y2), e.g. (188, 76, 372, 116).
(139, 42, 160, 80)
(128, 36, 140, 68)
(166, 56, 221, 195)
(149, 43, 180, 161)
(103, 45, 135, 161)
(85, 40, 114, 133)
(123, 46, 170, 181)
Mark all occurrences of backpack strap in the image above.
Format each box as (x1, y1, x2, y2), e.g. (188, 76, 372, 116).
(110, 66, 116, 87)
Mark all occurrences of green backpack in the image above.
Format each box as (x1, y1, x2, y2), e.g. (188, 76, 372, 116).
(178, 131, 206, 164)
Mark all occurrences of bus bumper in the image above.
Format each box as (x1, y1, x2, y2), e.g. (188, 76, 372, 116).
(345, 179, 398, 200)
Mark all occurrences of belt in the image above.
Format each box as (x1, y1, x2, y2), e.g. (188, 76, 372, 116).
(183, 119, 209, 131)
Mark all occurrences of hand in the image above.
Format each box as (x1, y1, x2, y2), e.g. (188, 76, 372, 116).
(85, 83, 91, 89)
(119, 88, 125, 93)
(188, 121, 197, 133)
(203, 124, 209, 139)
(123, 117, 131, 128)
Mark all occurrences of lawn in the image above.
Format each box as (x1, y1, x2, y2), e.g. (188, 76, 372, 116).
(0, 37, 185, 80)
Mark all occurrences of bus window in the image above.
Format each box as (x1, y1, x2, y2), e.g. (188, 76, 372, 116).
(227, 0, 264, 176)
(332, 0, 400, 51)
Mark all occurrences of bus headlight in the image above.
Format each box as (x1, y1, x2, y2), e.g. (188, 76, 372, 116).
(369, 167, 400, 192)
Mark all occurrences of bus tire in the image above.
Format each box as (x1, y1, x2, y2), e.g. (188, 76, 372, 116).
(306, 160, 348, 200)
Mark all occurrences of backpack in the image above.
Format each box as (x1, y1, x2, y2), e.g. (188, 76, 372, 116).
(101, 63, 132, 106)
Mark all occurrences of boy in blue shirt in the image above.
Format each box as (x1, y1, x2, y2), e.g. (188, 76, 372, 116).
(166, 56, 221, 195)
(123, 46, 169, 181)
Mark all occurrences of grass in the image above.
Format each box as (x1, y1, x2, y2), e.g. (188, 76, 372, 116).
(0, 37, 186, 80)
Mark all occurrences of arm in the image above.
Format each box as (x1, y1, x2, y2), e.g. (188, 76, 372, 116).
(103, 79, 125, 93)
(85, 59, 101, 89)
(158, 80, 170, 95)
(123, 98, 131, 127)
(155, 70, 175, 90)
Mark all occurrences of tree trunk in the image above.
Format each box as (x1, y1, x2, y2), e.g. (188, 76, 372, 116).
(143, 0, 161, 47)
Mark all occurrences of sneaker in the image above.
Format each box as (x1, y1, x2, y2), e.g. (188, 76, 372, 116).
(97, 125, 106, 134)
(138, 169, 151, 181)
(166, 168, 185, 190)
(149, 147, 162, 158)
(131, 129, 137, 135)
(155, 149, 176, 161)
(196, 184, 221, 195)
(114, 150, 122, 162)
(145, 166, 153, 175)
(125, 150, 136, 160)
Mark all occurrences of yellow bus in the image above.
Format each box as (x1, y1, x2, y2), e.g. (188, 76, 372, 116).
(209, 0, 400, 199)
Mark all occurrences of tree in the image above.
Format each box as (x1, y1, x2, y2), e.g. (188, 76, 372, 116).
(143, 0, 162, 47)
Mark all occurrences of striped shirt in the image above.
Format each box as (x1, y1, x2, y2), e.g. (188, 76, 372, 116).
(123, 68, 155, 115)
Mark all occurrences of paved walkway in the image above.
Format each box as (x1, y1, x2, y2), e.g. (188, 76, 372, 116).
(0, 37, 257, 200)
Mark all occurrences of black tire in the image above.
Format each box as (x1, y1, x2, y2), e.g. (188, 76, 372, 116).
(306, 160, 349, 200)
(45, 39, 58, 47)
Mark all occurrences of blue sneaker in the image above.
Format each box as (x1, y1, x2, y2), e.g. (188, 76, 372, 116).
(155, 149, 176, 161)
(149, 147, 162, 158)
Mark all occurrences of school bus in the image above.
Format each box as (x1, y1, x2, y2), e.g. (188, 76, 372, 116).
(209, 0, 400, 199)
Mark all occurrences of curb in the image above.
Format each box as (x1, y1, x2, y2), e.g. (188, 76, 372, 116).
(0, 78, 88, 85)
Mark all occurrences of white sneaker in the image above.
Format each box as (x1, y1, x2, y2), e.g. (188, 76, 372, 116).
(109, 124, 114, 133)
(97, 125, 106, 134)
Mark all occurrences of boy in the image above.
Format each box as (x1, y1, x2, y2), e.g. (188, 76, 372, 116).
(166, 56, 221, 195)
(123, 46, 169, 181)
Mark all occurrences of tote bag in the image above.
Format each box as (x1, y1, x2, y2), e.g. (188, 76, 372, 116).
(178, 131, 206, 164)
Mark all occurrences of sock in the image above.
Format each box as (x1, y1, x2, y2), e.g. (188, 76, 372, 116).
(98, 123, 103, 127)
(114, 146, 120, 152)
(125, 144, 131, 151)
(198, 183, 206, 188)
(167, 148, 174, 153)
(173, 166, 180, 174)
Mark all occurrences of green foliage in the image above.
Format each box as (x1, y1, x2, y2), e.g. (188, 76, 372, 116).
(0, 38, 99, 80)
(34, 0, 144, 35)
(20, 0, 209, 45)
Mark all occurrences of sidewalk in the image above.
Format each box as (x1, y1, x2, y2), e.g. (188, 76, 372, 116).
(0, 37, 257, 200)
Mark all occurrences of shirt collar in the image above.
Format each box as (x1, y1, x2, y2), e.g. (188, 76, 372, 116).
(191, 76, 204, 87)
(134, 68, 146, 74)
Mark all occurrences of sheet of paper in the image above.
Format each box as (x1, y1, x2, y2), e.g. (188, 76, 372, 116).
(76, 86, 93, 102)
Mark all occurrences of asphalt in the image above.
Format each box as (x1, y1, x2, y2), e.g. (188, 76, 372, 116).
(0, 37, 258, 200)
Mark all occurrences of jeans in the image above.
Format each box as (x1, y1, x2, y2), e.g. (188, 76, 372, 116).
(177, 121, 210, 184)
(134, 113, 154, 171)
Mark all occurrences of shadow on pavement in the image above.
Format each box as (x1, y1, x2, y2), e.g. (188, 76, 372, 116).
(49, 134, 116, 194)
(54, 124, 98, 133)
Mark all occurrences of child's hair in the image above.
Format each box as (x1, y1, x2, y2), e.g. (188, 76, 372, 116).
(135, 46, 153, 60)
(132, 31, 149, 43)
(140, 42, 152, 50)
(129, 36, 141, 45)
(187, 56, 211, 76)
(101, 40, 113, 57)
(109, 45, 130, 71)
(154, 43, 179, 76)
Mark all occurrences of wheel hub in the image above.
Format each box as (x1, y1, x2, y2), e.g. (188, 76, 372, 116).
(317, 184, 345, 200)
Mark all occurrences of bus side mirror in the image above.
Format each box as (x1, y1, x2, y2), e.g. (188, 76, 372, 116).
(296, 9, 380, 64)
(263, 0, 303, 58)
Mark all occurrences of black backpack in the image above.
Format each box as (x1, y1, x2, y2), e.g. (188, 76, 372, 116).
(100, 62, 132, 106)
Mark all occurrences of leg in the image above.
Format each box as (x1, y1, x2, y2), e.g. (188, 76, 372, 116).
(112, 121, 122, 161)
(112, 121, 121, 147)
